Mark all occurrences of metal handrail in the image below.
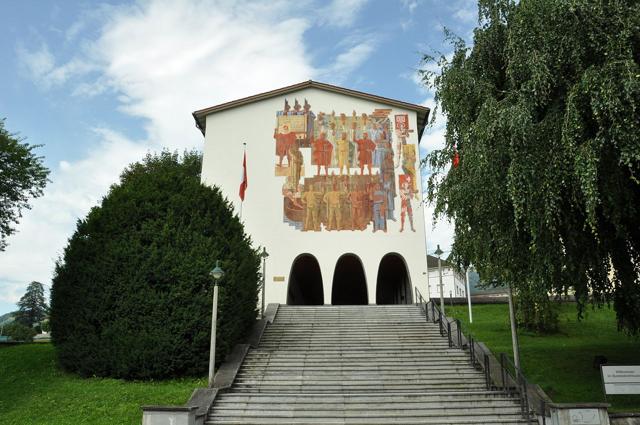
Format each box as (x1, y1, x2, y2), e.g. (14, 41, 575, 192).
(415, 292, 538, 422)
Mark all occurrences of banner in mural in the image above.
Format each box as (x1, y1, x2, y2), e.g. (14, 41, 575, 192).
(274, 98, 417, 233)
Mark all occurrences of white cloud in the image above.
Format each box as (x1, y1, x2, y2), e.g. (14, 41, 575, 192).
(423, 202, 455, 254)
(1, 0, 326, 313)
(453, 0, 477, 23)
(321, 40, 376, 84)
(17, 43, 96, 89)
(92, 0, 314, 149)
(0, 128, 149, 305)
(318, 0, 369, 28)
(418, 89, 454, 254)
(401, 0, 420, 14)
(454, 7, 476, 23)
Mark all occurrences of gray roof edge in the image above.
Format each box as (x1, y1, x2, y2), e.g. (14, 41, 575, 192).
(192, 80, 430, 137)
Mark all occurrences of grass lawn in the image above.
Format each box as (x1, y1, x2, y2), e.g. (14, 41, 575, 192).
(0, 343, 204, 425)
(446, 302, 640, 412)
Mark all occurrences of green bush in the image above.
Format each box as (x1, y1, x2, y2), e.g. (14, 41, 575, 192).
(50, 151, 260, 379)
(4, 321, 37, 342)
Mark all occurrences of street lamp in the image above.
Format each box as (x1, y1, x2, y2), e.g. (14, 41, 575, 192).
(434, 244, 445, 314)
(259, 247, 269, 319)
(208, 260, 224, 387)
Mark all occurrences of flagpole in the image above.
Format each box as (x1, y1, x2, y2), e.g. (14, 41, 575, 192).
(239, 143, 246, 220)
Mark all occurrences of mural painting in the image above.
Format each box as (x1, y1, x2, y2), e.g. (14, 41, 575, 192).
(274, 99, 417, 232)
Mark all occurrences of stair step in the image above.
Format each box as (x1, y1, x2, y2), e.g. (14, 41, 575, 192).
(206, 305, 531, 425)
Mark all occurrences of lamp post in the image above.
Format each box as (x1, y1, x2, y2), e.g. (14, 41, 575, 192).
(259, 247, 269, 319)
(507, 284, 521, 370)
(434, 244, 445, 314)
(465, 266, 473, 323)
(208, 260, 224, 387)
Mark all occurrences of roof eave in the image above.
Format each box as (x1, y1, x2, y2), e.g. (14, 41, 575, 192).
(192, 80, 430, 138)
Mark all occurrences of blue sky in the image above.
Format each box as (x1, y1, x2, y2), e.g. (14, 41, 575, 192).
(0, 0, 477, 315)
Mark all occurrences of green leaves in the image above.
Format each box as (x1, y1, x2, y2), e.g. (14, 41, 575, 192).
(0, 119, 50, 251)
(422, 0, 640, 334)
(50, 151, 260, 379)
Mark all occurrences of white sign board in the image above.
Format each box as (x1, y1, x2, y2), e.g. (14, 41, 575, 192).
(569, 409, 601, 425)
(602, 365, 640, 395)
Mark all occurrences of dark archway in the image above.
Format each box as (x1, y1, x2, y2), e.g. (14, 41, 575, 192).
(331, 254, 368, 305)
(287, 254, 324, 305)
(376, 253, 412, 304)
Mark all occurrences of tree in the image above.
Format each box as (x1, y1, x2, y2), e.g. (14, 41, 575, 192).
(50, 151, 260, 379)
(15, 281, 48, 328)
(0, 119, 50, 251)
(4, 321, 37, 342)
(422, 0, 640, 333)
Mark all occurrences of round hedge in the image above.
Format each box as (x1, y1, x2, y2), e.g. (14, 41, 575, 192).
(50, 151, 259, 379)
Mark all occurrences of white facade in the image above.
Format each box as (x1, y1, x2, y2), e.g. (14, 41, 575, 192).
(426, 257, 467, 300)
(198, 83, 430, 305)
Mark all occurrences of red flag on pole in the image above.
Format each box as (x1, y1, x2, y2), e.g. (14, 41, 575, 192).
(239, 151, 247, 201)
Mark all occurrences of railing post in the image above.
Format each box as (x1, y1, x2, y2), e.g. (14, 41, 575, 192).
(469, 335, 475, 366)
(431, 302, 435, 323)
(456, 319, 462, 348)
(447, 321, 452, 347)
(541, 400, 546, 425)
(520, 371, 530, 422)
(424, 300, 428, 322)
(484, 354, 490, 390)
(438, 310, 444, 336)
(500, 353, 507, 394)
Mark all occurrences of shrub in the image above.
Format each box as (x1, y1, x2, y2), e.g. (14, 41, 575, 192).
(4, 322, 37, 342)
(50, 151, 259, 379)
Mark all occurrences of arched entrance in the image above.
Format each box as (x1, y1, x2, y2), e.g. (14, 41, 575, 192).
(331, 254, 368, 305)
(376, 253, 412, 304)
(287, 254, 324, 305)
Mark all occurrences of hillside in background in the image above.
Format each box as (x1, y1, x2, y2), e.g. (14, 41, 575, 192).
(0, 312, 16, 326)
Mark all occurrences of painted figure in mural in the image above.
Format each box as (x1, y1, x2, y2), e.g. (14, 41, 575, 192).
(282, 183, 303, 209)
(371, 182, 387, 232)
(402, 144, 417, 193)
(355, 132, 376, 175)
(381, 152, 396, 221)
(373, 132, 391, 168)
(360, 113, 370, 134)
(313, 132, 333, 175)
(394, 114, 410, 166)
(316, 112, 327, 134)
(337, 133, 351, 175)
(349, 181, 368, 230)
(288, 142, 303, 186)
(301, 184, 323, 231)
(369, 121, 384, 145)
(274, 124, 296, 167)
(399, 176, 416, 232)
(323, 187, 344, 231)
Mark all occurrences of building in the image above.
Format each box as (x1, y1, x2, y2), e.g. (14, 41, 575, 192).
(194, 81, 430, 305)
(426, 255, 467, 300)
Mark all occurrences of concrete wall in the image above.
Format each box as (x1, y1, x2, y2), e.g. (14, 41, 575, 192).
(200, 86, 429, 304)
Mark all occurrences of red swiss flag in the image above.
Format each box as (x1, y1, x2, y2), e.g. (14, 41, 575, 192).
(239, 151, 247, 201)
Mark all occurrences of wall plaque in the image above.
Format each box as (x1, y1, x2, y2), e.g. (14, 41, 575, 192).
(602, 365, 640, 395)
(568, 409, 601, 424)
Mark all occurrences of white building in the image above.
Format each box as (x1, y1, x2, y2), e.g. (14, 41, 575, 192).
(426, 255, 467, 300)
(195, 81, 430, 305)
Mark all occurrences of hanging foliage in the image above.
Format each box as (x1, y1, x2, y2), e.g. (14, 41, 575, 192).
(421, 0, 640, 334)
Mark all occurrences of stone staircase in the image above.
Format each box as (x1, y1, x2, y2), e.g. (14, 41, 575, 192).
(206, 305, 533, 424)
